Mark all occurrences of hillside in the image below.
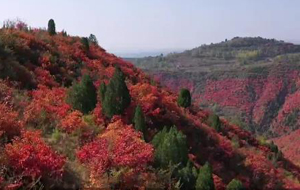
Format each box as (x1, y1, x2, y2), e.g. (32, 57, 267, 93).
(127, 37, 300, 138)
(0, 22, 300, 189)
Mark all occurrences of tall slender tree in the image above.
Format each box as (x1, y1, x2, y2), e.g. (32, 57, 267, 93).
(47, 19, 56, 36)
(133, 105, 146, 137)
(102, 66, 131, 118)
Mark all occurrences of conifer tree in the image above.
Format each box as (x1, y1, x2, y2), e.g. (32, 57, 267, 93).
(208, 113, 221, 132)
(177, 88, 191, 108)
(152, 126, 188, 168)
(99, 82, 106, 103)
(133, 105, 146, 137)
(81, 37, 90, 51)
(196, 162, 215, 190)
(48, 19, 56, 36)
(176, 161, 198, 190)
(226, 179, 244, 190)
(89, 34, 98, 45)
(102, 66, 131, 118)
(67, 75, 97, 114)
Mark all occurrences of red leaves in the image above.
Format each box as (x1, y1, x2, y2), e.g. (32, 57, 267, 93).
(77, 119, 153, 177)
(5, 131, 65, 179)
(24, 85, 71, 123)
(77, 139, 110, 176)
(0, 104, 23, 141)
(60, 111, 86, 133)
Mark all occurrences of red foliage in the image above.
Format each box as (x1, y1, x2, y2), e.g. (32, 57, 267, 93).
(77, 120, 153, 177)
(34, 67, 58, 87)
(24, 85, 71, 123)
(5, 130, 65, 179)
(60, 111, 86, 133)
(0, 104, 23, 140)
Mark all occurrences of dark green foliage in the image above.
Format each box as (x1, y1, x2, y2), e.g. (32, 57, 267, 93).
(102, 66, 131, 118)
(207, 113, 221, 132)
(176, 161, 198, 190)
(269, 141, 278, 153)
(47, 19, 56, 36)
(177, 88, 191, 108)
(67, 75, 97, 114)
(81, 37, 90, 51)
(152, 127, 188, 168)
(62, 30, 68, 36)
(89, 34, 98, 45)
(226, 179, 244, 190)
(133, 105, 146, 137)
(99, 82, 106, 102)
(195, 162, 215, 190)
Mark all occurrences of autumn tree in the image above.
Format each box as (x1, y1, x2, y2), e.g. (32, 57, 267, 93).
(67, 75, 97, 114)
(133, 105, 146, 137)
(48, 19, 56, 36)
(196, 162, 215, 190)
(89, 34, 98, 45)
(152, 127, 188, 168)
(226, 179, 244, 190)
(177, 88, 191, 108)
(102, 66, 131, 118)
(208, 113, 221, 132)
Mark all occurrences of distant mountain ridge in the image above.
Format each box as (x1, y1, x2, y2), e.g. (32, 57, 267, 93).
(128, 37, 300, 138)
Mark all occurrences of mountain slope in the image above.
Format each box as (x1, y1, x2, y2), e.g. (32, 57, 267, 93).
(0, 25, 299, 189)
(128, 37, 300, 138)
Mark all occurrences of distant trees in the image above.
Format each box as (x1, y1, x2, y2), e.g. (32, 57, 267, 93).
(102, 66, 131, 118)
(67, 75, 97, 114)
(133, 105, 146, 138)
(81, 37, 90, 51)
(177, 88, 191, 108)
(152, 126, 188, 168)
(47, 19, 56, 35)
(226, 179, 244, 190)
(195, 162, 215, 190)
(89, 34, 98, 45)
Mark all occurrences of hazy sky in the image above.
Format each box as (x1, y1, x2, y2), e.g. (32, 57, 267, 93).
(1, 0, 300, 56)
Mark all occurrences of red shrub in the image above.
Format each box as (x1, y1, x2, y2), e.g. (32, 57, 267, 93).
(5, 131, 65, 179)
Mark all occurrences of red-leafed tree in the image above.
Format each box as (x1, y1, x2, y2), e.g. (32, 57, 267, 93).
(77, 119, 153, 186)
(5, 130, 65, 180)
(0, 104, 23, 142)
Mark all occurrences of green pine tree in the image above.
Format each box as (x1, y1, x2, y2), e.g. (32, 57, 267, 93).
(89, 34, 98, 45)
(226, 179, 245, 190)
(208, 113, 222, 132)
(102, 66, 131, 118)
(152, 126, 188, 168)
(196, 162, 215, 190)
(133, 105, 146, 137)
(67, 75, 97, 114)
(81, 37, 90, 51)
(176, 161, 198, 190)
(48, 19, 56, 36)
(99, 82, 106, 102)
(177, 88, 191, 108)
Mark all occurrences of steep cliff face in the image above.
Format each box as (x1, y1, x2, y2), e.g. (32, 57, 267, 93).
(128, 37, 300, 137)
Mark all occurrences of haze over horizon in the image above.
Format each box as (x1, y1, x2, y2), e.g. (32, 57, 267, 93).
(1, 0, 300, 57)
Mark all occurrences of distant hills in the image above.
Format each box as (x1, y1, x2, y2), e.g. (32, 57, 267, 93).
(128, 37, 300, 138)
